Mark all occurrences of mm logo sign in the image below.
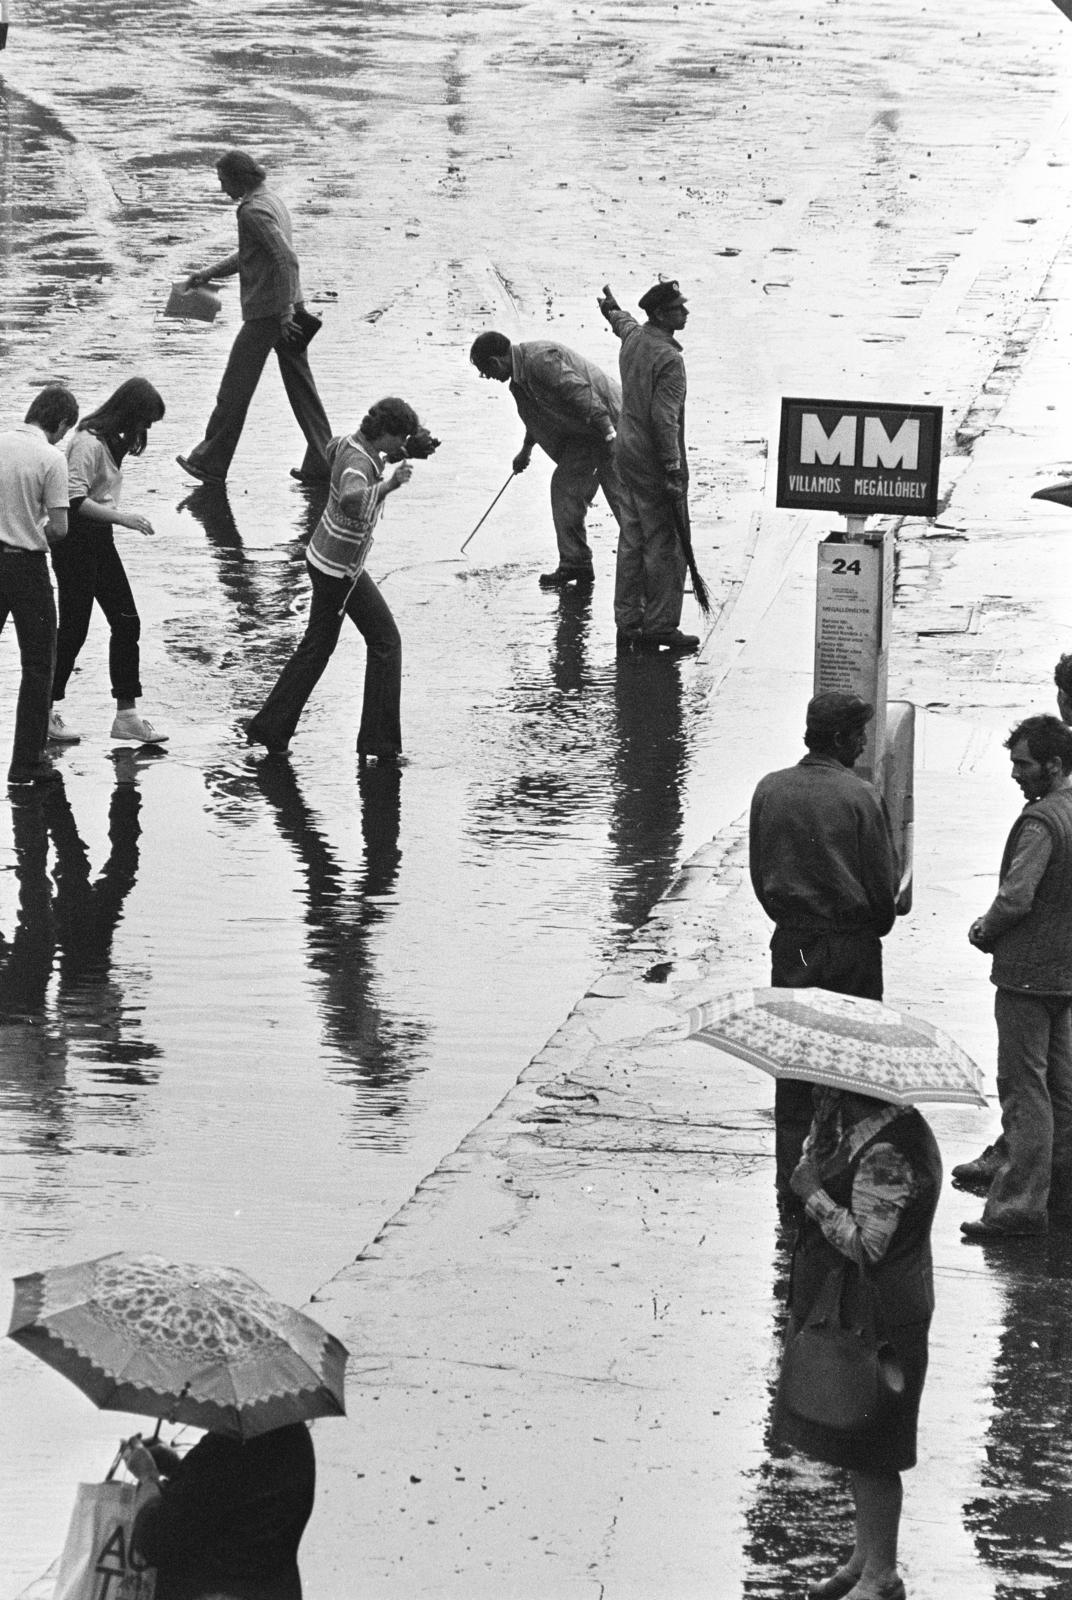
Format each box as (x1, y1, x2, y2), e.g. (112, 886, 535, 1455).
(776, 398, 942, 518)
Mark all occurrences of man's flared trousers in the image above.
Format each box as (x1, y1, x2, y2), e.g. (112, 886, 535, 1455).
(186, 316, 332, 481)
(248, 562, 402, 758)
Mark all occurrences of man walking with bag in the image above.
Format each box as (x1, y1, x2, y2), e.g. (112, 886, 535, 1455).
(959, 715, 1072, 1239)
(177, 150, 332, 487)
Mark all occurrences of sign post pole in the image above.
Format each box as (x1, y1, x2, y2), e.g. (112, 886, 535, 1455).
(812, 520, 891, 785)
(777, 396, 940, 908)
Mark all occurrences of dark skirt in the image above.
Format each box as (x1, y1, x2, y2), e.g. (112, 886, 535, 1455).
(771, 1309, 930, 1473)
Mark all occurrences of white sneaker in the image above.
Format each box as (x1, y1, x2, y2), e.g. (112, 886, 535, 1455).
(47, 710, 81, 744)
(110, 709, 169, 744)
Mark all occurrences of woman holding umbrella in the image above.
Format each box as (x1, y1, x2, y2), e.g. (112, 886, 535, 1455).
(774, 1088, 942, 1600)
(7, 1252, 347, 1600)
(123, 1423, 315, 1600)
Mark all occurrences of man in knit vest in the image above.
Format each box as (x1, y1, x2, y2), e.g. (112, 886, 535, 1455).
(960, 714, 1072, 1240)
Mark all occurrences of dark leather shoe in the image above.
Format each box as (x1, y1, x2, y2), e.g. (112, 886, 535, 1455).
(538, 565, 594, 588)
(243, 721, 289, 756)
(176, 454, 226, 486)
(960, 1216, 1047, 1241)
(289, 467, 330, 485)
(951, 1143, 1002, 1194)
(639, 629, 700, 653)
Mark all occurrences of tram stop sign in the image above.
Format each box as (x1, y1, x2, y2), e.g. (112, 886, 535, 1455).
(776, 397, 942, 519)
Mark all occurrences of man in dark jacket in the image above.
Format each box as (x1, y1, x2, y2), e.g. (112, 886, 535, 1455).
(469, 331, 622, 588)
(597, 279, 697, 652)
(177, 149, 332, 487)
(959, 715, 1072, 1239)
(749, 692, 900, 1204)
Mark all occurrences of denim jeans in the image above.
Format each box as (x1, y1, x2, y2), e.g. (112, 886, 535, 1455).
(186, 316, 332, 481)
(613, 477, 687, 633)
(248, 562, 402, 757)
(0, 551, 57, 773)
(983, 988, 1072, 1226)
(50, 519, 141, 703)
(548, 441, 622, 569)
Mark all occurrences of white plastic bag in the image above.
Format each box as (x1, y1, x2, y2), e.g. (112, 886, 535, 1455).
(53, 1479, 156, 1600)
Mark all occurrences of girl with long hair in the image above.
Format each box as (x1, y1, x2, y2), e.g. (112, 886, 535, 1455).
(49, 377, 169, 745)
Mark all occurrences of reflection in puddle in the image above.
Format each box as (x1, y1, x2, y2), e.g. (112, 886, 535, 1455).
(0, 85, 113, 353)
(465, 584, 690, 954)
(963, 1232, 1072, 1594)
(251, 756, 428, 1144)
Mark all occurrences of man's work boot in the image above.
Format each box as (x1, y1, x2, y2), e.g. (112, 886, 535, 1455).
(639, 628, 700, 653)
(538, 564, 595, 589)
(951, 1142, 1003, 1196)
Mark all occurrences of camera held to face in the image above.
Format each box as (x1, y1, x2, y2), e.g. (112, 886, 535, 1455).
(405, 427, 441, 460)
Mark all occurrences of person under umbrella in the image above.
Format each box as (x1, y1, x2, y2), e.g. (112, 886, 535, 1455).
(774, 1087, 942, 1600)
(123, 1423, 315, 1600)
(8, 1252, 347, 1595)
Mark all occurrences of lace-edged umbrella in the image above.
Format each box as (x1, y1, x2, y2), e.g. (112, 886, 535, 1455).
(7, 1252, 348, 1439)
(686, 986, 987, 1107)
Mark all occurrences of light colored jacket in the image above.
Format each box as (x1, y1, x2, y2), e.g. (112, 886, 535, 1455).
(509, 341, 619, 460)
(603, 307, 686, 489)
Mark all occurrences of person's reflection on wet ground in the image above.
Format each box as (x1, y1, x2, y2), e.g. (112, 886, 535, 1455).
(0, 761, 160, 1159)
(49, 752, 162, 1073)
(251, 757, 427, 1130)
(549, 582, 593, 698)
(178, 485, 312, 643)
(608, 648, 687, 941)
(0, 789, 56, 1021)
(739, 1237, 865, 1598)
(0, 788, 69, 1167)
(465, 581, 614, 848)
(963, 1230, 1072, 1594)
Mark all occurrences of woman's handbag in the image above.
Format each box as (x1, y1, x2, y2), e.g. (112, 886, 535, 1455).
(781, 1261, 904, 1434)
(52, 1477, 156, 1600)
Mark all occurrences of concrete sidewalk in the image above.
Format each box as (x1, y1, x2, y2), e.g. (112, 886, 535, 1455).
(300, 190, 1072, 1600)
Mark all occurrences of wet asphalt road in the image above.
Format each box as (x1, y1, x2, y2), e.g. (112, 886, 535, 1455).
(3, 0, 1072, 1591)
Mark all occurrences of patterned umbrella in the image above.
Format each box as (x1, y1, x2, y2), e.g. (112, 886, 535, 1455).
(7, 1252, 349, 1439)
(686, 986, 987, 1107)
